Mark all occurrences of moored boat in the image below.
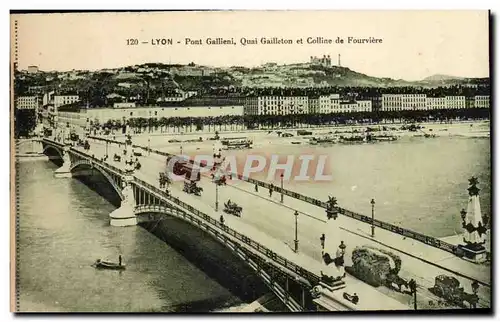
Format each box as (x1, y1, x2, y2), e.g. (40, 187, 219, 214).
(372, 135, 398, 142)
(309, 135, 339, 145)
(92, 259, 126, 270)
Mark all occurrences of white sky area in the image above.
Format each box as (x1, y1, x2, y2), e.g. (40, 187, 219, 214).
(13, 10, 489, 81)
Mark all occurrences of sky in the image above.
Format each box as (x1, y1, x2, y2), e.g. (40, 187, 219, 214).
(12, 10, 490, 81)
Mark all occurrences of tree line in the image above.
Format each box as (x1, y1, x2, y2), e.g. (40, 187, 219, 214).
(87, 108, 490, 133)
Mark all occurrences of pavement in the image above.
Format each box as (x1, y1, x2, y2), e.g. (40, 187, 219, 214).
(74, 138, 490, 309)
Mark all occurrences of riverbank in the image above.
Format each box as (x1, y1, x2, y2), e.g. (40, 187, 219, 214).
(103, 119, 489, 140)
(101, 120, 489, 154)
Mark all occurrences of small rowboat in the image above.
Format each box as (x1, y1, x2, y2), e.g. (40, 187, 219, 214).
(92, 259, 126, 270)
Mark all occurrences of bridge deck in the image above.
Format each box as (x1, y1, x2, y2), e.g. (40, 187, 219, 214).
(67, 139, 411, 310)
(87, 138, 490, 307)
(47, 137, 490, 309)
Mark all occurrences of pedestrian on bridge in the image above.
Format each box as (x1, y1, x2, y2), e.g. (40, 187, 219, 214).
(269, 184, 274, 198)
(255, 183, 258, 193)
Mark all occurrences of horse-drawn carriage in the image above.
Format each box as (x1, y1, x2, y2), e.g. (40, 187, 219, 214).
(124, 158, 141, 171)
(183, 180, 203, 196)
(429, 275, 479, 308)
(223, 200, 242, 217)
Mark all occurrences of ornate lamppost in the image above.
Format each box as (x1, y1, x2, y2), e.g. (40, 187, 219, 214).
(371, 198, 376, 237)
(326, 196, 338, 220)
(294, 210, 299, 253)
(280, 173, 284, 203)
(408, 279, 417, 310)
(215, 181, 219, 212)
(459, 176, 488, 263)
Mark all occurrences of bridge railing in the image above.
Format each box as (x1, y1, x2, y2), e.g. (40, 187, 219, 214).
(69, 147, 125, 176)
(136, 203, 305, 312)
(85, 137, 459, 256)
(245, 177, 458, 255)
(132, 176, 321, 286)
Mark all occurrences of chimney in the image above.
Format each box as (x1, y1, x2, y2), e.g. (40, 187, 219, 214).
(338, 54, 341, 67)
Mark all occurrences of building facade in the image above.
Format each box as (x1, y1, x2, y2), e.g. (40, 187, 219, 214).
(426, 97, 447, 110)
(16, 96, 39, 110)
(84, 105, 244, 123)
(445, 96, 466, 109)
(308, 97, 320, 114)
(310, 55, 332, 67)
(244, 96, 308, 115)
(57, 111, 87, 134)
(318, 94, 340, 114)
(382, 94, 427, 111)
(113, 102, 136, 108)
(245, 95, 373, 115)
(355, 100, 373, 112)
(474, 95, 490, 108)
(381, 94, 402, 111)
(54, 95, 80, 108)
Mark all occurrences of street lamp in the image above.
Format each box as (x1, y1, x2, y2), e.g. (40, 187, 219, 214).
(280, 173, 284, 203)
(294, 211, 299, 253)
(148, 137, 151, 155)
(148, 111, 152, 133)
(371, 198, 376, 237)
(215, 181, 219, 212)
(408, 279, 417, 310)
(105, 140, 109, 157)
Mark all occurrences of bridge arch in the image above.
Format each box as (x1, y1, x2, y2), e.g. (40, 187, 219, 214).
(70, 160, 124, 200)
(134, 204, 305, 312)
(42, 145, 64, 159)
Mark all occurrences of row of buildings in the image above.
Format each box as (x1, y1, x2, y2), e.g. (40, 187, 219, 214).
(244, 94, 373, 115)
(20, 91, 488, 137)
(16, 92, 491, 115)
(380, 94, 490, 111)
(17, 92, 491, 130)
(244, 94, 490, 115)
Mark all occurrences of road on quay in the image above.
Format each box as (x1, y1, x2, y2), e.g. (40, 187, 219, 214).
(83, 139, 489, 309)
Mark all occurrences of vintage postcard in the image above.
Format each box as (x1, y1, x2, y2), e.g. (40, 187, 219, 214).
(11, 10, 491, 312)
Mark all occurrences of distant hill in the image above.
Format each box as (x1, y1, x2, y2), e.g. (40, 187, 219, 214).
(422, 74, 463, 82)
(15, 61, 490, 103)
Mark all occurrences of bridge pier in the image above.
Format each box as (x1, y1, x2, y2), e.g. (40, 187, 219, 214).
(54, 145, 72, 178)
(109, 174, 137, 227)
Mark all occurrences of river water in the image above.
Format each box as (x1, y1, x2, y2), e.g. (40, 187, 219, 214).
(16, 160, 267, 312)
